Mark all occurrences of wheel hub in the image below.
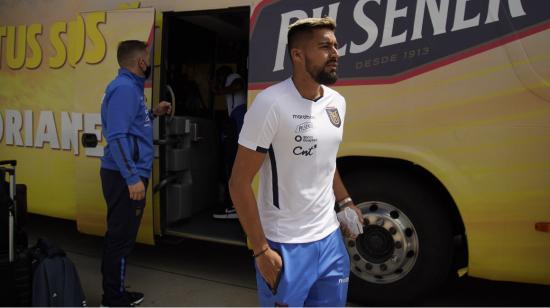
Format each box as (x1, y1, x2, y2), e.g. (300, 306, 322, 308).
(346, 201, 419, 284)
(358, 225, 395, 263)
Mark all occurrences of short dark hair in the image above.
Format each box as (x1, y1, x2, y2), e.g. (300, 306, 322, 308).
(117, 40, 147, 67)
(287, 17, 336, 55)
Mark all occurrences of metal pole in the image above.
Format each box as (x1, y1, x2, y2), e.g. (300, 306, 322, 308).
(8, 169, 15, 263)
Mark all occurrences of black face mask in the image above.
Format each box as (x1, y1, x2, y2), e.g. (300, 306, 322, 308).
(142, 64, 152, 79)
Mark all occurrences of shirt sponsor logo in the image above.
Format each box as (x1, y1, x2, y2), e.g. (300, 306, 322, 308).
(292, 114, 315, 120)
(295, 135, 317, 143)
(293, 144, 317, 156)
(295, 121, 313, 133)
(325, 107, 341, 128)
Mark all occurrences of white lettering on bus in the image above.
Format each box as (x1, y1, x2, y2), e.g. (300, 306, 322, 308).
(380, 0, 408, 47)
(273, 0, 527, 71)
(61, 112, 83, 155)
(35, 111, 60, 149)
(6, 110, 23, 146)
(486, 0, 526, 24)
(451, 0, 480, 32)
(351, 0, 380, 54)
(0, 109, 103, 157)
(24, 110, 33, 147)
(411, 0, 450, 40)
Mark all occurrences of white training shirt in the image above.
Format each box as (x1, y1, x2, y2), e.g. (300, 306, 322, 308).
(238, 78, 346, 243)
(225, 73, 246, 116)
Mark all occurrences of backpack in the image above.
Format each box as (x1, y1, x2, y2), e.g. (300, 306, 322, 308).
(30, 238, 87, 307)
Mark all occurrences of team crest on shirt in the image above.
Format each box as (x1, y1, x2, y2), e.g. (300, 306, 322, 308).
(325, 107, 341, 128)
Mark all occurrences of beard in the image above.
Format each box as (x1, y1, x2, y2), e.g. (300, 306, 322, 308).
(306, 57, 338, 85)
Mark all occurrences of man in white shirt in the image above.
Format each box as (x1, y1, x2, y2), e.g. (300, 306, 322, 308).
(229, 17, 363, 306)
(212, 66, 247, 219)
(213, 66, 247, 123)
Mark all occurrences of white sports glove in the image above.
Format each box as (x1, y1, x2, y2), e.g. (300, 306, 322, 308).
(337, 207, 364, 237)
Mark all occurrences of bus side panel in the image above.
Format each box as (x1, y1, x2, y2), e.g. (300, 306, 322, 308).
(0, 2, 84, 220)
(338, 29, 550, 284)
(248, 0, 550, 285)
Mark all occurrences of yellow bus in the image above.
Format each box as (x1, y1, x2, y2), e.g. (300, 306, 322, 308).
(1, 0, 549, 304)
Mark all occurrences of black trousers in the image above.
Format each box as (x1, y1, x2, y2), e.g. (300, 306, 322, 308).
(221, 105, 245, 208)
(100, 169, 148, 300)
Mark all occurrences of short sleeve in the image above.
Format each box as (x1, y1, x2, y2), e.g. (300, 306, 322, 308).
(238, 93, 278, 153)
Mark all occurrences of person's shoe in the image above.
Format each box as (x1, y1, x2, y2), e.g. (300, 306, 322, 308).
(101, 291, 143, 307)
(125, 291, 144, 306)
(212, 208, 238, 219)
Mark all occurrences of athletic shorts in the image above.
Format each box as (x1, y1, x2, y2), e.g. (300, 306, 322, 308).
(256, 228, 350, 307)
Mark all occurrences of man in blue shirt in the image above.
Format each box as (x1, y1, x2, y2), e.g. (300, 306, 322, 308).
(100, 40, 171, 307)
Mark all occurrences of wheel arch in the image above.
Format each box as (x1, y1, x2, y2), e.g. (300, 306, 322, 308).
(337, 155, 468, 271)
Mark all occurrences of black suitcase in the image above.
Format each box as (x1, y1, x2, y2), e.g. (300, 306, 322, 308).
(0, 160, 32, 306)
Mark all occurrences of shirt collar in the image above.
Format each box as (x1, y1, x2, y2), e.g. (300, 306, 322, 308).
(118, 68, 145, 90)
(288, 77, 325, 102)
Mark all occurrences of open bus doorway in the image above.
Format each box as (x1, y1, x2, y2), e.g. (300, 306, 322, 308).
(156, 7, 249, 246)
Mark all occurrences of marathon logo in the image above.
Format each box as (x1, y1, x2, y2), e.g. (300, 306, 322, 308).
(292, 114, 315, 119)
(249, 0, 550, 88)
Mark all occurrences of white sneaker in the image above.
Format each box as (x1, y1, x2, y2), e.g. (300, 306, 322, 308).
(212, 208, 238, 219)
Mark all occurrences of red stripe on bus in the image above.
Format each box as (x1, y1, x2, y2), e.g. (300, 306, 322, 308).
(250, 0, 277, 33)
(146, 24, 155, 47)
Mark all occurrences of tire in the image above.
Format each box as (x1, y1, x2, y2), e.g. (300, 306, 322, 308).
(343, 169, 454, 305)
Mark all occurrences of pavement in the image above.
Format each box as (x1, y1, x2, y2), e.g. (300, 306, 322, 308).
(26, 215, 258, 307)
(25, 214, 550, 307)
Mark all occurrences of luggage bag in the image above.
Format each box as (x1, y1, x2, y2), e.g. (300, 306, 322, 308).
(1, 160, 32, 306)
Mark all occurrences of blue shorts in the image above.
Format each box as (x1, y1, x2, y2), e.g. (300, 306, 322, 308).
(256, 229, 350, 307)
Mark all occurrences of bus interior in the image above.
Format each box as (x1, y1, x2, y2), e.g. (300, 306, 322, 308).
(155, 7, 249, 246)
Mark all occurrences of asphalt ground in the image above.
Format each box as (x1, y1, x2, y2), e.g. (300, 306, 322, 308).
(23, 214, 550, 306)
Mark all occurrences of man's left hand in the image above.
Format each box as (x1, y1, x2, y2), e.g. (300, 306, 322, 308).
(338, 203, 365, 239)
(341, 203, 365, 224)
(154, 101, 172, 116)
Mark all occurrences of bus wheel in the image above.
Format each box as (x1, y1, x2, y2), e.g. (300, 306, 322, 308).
(344, 170, 454, 305)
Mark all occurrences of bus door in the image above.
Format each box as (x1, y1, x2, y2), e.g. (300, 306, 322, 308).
(155, 8, 249, 246)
